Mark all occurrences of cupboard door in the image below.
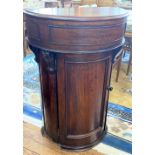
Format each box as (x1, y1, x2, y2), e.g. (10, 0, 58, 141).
(57, 52, 112, 148)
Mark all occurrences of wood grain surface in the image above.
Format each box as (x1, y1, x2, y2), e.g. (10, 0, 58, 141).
(24, 7, 127, 150)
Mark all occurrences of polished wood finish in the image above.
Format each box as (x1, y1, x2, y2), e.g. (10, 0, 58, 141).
(56, 52, 110, 150)
(24, 7, 128, 151)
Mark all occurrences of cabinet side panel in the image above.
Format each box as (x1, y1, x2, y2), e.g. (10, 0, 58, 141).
(39, 51, 59, 142)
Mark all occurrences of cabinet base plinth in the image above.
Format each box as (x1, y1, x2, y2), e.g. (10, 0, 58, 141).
(41, 126, 107, 151)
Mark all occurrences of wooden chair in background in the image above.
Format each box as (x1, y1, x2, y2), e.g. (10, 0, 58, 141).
(60, 0, 73, 7)
(113, 33, 132, 82)
(124, 32, 132, 75)
(72, 0, 81, 7)
(44, 0, 59, 8)
(80, 0, 96, 5)
(96, 0, 117, 7)
(113, 49, 124, 82)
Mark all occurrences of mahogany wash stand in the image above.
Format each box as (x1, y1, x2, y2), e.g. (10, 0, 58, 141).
(24, 7, 128, 151)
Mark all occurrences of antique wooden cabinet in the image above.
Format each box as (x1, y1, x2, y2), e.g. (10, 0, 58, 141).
(24, 7, 128, 151)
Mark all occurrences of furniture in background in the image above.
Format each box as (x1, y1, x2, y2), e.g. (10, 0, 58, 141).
(61, 0, 73, 7)
(80, 0, 96, 5)
(117, 0, 132, 10)
(44, 0, 59, 8)
(96, 0, 117, 7)
(24, 7, 128, 151)
(44, 0, 73, 8)
(113, 49, 124, 82)
(113, 32, 132, 82)
(72, 0, 81, 7)
(124, 32, 132, 75)
(80, 0, 116, 6)
(113, 8, 132, 81)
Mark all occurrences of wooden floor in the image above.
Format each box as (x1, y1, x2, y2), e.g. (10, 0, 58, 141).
(23, 122, 104, 155)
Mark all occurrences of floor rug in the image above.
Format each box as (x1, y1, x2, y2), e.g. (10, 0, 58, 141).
(23, 54, 132, 154)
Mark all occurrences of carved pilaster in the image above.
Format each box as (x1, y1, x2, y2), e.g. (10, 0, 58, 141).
(41, 50, 56, 74)
(28, 45, 56, 74)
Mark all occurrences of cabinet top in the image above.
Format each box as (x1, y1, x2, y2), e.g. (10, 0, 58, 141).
(24, 7, 128, 21)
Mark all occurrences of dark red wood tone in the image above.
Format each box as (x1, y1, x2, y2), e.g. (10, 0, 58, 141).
(57, 52, 112, 149)
(38, 51, 59, 142)
(24, 7, 128, 151)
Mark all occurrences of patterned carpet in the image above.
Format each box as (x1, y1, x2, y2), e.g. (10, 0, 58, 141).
(23, 54, 132, 154)
(110, 52, 132, 108)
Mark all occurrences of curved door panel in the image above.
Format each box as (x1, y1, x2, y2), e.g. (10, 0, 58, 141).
(57, 53, 112, 147)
